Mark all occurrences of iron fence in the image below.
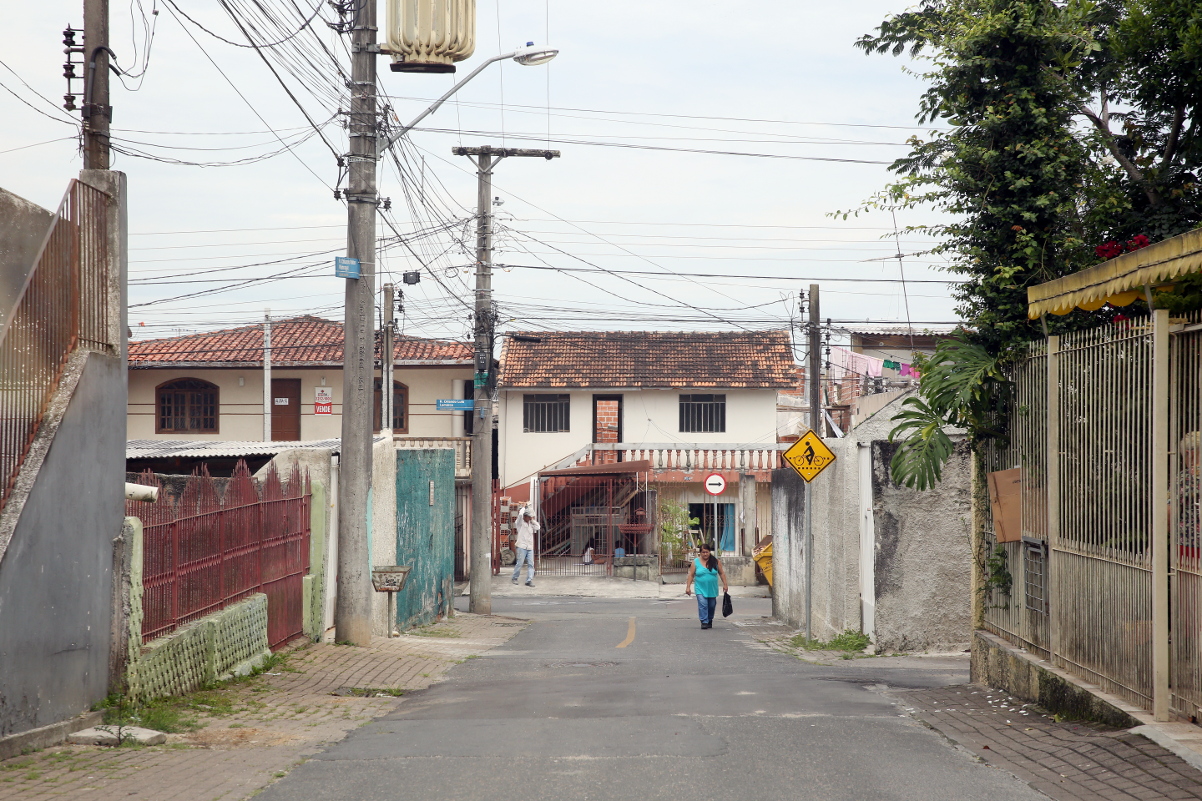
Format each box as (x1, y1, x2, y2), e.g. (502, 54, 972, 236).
(1, 180, 113, 511)
(127, 460, 311, 649)
(983, 313, 1202, 718)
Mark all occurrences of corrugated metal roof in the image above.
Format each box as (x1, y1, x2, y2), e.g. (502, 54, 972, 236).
(126, 436, 387, 460)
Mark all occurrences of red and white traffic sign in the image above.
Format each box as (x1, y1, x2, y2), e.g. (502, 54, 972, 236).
(703, 473, 726, 496)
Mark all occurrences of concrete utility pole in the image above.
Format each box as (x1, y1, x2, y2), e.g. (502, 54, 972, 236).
(82, 0, 111, 169)
(805, 283, 820, 641)
(454, 145, 559, 615)
(262, 311, 272, 441)
(334, 0, 378, 646)
(383, 283, 395, 431)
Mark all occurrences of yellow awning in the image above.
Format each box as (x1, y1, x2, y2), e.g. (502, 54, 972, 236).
(1027, 228, 1202, 318)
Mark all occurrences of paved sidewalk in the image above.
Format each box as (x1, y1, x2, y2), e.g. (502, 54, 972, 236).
(483, 573, 772, 600)
(0, 614, 525, 801)
(895, 684, 1202, 801)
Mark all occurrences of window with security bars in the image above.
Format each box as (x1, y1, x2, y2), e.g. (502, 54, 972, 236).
(524, 394, 570, 432)
(679, 394, 726, 433)
(156, 378, 219, 433)
(1024, 540, 1049, 615)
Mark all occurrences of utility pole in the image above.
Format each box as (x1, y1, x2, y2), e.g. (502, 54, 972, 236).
(82, 0, 111, 169)
(334, 0, 378, 646)
(263, 311, 272, 441)
(383, 283, 395, 431)
(453, 145, 559, 615)
(805, 283, 820, 641)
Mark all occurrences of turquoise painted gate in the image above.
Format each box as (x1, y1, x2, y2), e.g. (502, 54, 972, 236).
(395, 449, 456, 630)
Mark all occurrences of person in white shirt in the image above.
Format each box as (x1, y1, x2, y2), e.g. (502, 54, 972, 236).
(512, 507, 539, 587)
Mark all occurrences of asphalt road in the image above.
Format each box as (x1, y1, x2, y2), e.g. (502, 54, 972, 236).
(260, 596, 1047, 801)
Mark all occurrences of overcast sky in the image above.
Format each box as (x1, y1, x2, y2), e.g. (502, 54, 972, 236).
(1, 1, 958, 347)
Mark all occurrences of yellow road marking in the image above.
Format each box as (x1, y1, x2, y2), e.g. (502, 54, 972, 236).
(616, 617, 636, 648)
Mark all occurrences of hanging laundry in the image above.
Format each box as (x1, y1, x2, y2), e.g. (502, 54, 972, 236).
(827, 346, 884, 378)
(899, 363, 912, 377)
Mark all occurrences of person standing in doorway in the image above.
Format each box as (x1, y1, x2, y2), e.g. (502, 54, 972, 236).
(512, 507, 539, 587)
(685, 542, 728, 629)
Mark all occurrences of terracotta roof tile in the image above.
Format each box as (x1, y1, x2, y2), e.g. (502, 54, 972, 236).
(129, 315, 471, 367)
(498, 330, 796, 389)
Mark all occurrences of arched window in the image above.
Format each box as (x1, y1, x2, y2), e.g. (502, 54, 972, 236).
(373, 379, 408, 433)
(156, 378, 219, 434)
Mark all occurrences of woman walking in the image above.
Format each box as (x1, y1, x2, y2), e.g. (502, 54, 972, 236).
(685, 543, 729, 629)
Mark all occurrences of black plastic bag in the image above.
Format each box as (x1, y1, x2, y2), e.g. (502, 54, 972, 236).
(722, 592, 733, 618)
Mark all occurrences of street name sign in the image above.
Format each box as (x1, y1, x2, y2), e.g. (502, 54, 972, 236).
(783, 431, 836, 483)
(436, 398, 475, 411)
(703, 473, 726, 496)
(334, 256, 361, 279)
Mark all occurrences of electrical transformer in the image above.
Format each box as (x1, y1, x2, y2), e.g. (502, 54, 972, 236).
(384, 0, 476, 73)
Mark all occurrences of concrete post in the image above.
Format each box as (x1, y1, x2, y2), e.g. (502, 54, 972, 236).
(1151, 310, 1170, 720)
(1046, 335, 1060, 662)
(740, 473, 757, 557)
(334, 0, 378, 646)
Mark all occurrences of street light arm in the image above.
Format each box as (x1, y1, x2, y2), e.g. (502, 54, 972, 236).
(378, 51, 516, 157)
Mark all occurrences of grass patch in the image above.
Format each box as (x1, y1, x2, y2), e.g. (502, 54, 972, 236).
(96, 649, 299, 733)
(789, 629, 873, 653)
(331, 687, 405, 697)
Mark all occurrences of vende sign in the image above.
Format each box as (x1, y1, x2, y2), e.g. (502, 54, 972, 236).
(703, 473, 726, 496)
(314, 387, 333, 415)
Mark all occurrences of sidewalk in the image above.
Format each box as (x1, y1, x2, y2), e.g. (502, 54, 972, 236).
(0, 613, 525, 801)
(481, 573, 772, 600)
(895, 685, 1202, 801)
(751, 621, 1202, 801)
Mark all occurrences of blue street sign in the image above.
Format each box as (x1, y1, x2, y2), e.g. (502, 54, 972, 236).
(334, 256, 361, 279)
(436, 399, 475, 411)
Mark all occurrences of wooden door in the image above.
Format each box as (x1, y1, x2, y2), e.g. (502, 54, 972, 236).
(271, 378, 302, 441)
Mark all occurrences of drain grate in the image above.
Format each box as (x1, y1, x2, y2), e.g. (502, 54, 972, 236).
(547, 661, 618, 669)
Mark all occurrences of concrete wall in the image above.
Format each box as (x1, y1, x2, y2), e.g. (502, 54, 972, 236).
(127, 366, 473, 441)
(770, 393, 972, 652)
(870, 440, 972, 651)
(0, 186, 54, 324)
(0, 352, 125, 735)
(498, 388, 779, 487)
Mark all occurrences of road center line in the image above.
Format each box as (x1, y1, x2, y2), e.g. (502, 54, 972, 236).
(616, 617, 636, 648)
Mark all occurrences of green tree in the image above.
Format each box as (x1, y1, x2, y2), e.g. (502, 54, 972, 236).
(855, 0, 1202, 488)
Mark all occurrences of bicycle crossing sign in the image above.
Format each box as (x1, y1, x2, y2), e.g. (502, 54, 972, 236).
(782, 430, 836, 483)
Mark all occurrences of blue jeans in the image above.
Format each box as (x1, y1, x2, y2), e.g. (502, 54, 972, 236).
(512, 547, 535, 583)
(696, 594, 717, 625)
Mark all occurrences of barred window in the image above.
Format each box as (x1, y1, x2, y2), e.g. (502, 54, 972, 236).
(524, 394, 570, 433)
(1024, 540, 1049, 615)
(156, 378, 219, 433)
(679, 394, 726, 433)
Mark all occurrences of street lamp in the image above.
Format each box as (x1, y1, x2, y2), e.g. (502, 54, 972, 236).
(377, 43, 558, 157)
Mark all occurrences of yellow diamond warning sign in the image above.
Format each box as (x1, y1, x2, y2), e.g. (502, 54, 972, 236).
(783, 431, 836, 482)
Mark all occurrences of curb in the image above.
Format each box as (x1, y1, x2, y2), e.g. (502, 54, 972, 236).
(0, 710, 105, 760)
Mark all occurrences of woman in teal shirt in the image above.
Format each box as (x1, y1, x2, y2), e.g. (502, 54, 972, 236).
(685, 543, 729, 629)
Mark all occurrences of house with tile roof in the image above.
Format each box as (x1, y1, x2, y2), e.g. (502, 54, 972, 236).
(497, 330, 796, 570)
(127, 316, 475, 443)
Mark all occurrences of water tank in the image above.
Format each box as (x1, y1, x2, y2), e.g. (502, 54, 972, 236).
(385, 0, 475, 73)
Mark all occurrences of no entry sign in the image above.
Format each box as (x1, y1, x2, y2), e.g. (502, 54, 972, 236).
(703, 473, 726, 496)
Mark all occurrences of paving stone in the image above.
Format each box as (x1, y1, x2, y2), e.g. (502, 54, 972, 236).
(894, 684, 1202, 801)
(0, 613, 524, 801)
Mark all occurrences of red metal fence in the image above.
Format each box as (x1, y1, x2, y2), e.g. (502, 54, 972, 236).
(1, 179, 113, 511)
(127, 461, 311, 648)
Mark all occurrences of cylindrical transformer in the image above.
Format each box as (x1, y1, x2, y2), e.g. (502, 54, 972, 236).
(385, 0, 476, 73)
